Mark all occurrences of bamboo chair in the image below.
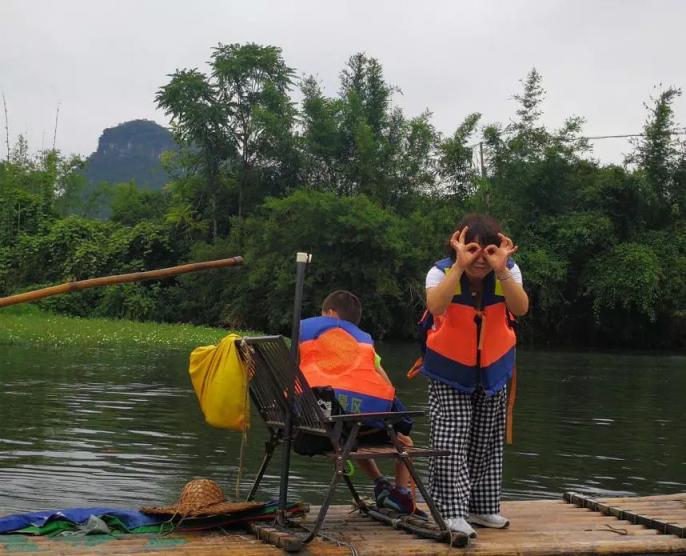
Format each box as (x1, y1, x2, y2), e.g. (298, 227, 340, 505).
(238, 335, 461, 546)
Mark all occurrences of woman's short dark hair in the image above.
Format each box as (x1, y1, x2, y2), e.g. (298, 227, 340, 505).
(447, 213, 502, 260)
(321, 290, 362, 325)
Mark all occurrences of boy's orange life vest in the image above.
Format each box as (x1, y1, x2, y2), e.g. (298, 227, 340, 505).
(299, 316, 395, 414)
(420, 257, 516, 396)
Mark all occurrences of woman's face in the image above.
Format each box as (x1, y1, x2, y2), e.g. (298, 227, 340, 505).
(463, 235, 492, 281)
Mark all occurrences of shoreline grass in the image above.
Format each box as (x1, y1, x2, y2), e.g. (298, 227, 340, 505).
(0, 306, 261, 350)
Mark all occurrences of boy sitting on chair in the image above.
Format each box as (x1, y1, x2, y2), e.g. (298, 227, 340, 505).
(298, 290, 424, 516)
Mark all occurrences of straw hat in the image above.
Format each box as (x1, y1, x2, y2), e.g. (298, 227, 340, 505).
(141, 479, 263, 517)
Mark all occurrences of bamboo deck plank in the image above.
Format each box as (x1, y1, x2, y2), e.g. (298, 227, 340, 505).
(600, 499, 686, 506)
(2, 494, 686, 555)
(307, 495, 686, 555)
(601, 494, 686, 504)
(567, 492, 686, 538)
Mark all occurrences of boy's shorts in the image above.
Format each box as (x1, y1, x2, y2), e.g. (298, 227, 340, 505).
(294, 390, 413, 456)
(357, 398, 413, 444)
(356, 426, 402, 445)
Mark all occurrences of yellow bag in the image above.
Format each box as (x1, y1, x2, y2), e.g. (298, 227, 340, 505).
(188, 334, 250, 431)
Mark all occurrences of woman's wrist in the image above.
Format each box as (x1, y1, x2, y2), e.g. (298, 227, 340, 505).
(496, 270, 512, 281)
(452, 261, 465, 273)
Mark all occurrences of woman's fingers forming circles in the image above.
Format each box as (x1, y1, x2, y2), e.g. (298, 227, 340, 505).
(451, 227, 467, 250)
(465, 242, 481, 257)
(484, 245, 498, 257)
(497, 232, 513, 249)
(497, 233, 519, 256)
(450, 230, 461, 251)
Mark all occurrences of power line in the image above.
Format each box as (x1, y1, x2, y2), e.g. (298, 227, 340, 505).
(584, 130, 686, 140)
(468, 129, 686, 175)
(469, 129, 686, 149)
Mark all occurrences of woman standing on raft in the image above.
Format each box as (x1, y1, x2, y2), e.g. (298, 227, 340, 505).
(421, 214, 528, 538)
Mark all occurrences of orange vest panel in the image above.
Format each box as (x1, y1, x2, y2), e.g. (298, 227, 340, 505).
(300, 328, 395, 401)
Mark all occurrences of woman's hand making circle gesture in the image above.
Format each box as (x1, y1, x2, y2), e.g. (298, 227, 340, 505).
(450, 227, 482, 270)
(483, 233, 519, 275)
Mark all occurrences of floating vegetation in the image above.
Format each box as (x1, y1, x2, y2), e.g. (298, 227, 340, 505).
(0, 308, 260, 350)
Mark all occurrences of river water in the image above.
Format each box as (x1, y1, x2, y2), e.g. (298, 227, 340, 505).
(0, 342, 684, 513)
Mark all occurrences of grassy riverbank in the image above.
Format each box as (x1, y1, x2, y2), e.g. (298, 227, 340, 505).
(0, 306, 259, 349)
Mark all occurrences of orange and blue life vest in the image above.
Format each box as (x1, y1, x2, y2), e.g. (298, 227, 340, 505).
(420, 257, 516, 396)
(299, 316, 395, 414)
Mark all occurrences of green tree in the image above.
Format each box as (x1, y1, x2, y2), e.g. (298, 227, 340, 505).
(300, 54, 438, 209)
(212, 43, 297, 217)
(437, 112, 481, 199)
(0, 141, 85, 246)
(627, 87, 684, 223)
(110, 182, 167, 226)
(156, 43, 297, 241)
(156, 67, 231, 240)
(583, 243, 662, 341)
(481, 69, 589, 224)
(218, 190, 407, 336)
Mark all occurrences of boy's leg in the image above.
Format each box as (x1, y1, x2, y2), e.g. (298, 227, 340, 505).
(393, 433, 413, 489)
(356, 427, 412, 484)
(356, 442, 410, 487)
(357, 459, 395, 509)
(466, 387, 507, 515)
(357, 458, 383, 480)
(428, 380, 472, 519)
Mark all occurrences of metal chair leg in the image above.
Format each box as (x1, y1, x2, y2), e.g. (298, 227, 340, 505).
(399, 451, 448, 531)
(384, 422, 448, 531)
(247, 433, 280, 502)
(301, 469, 341, 543)
(300, 422, 362, 543)
(343, 474, 368, 512)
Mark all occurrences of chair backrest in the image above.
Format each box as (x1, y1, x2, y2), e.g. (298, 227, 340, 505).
(238, 335, 329, 435)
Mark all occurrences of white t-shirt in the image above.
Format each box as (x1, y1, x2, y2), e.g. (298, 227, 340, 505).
(425, 262, 523, 289)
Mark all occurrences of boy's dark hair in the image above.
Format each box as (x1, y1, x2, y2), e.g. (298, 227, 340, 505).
(447, 213, 502, 260)
(321, 290, 362, 325)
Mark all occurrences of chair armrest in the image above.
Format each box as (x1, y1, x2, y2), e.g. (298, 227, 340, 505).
(326, 410, 425, 423)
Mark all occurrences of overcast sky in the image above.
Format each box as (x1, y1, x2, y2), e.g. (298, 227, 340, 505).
(1, 0, 685, 164)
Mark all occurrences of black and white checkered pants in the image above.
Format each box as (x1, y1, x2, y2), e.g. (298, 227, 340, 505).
(428, 380, 506, 518)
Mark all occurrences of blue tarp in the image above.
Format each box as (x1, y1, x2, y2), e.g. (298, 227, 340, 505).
(0, 507, 162, 534)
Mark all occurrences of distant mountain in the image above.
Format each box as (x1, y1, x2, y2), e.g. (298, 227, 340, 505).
(83, 119, 176, 190)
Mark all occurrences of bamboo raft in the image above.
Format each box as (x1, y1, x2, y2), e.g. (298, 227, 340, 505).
(1, 493, 685, 555)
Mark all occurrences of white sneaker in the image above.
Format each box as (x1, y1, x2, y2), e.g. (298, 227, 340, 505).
(444, 517, 477, 538)
(468, 513, 510, 528)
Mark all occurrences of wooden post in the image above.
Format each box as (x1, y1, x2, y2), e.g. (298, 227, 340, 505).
(0, 256, 244, 308)
(52, 103, 60, 151)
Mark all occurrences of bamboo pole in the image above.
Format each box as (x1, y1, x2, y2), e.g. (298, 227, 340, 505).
(0, 256, 244, 308)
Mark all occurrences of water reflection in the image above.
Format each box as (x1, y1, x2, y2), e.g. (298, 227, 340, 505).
(0, 342, 684, 514)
